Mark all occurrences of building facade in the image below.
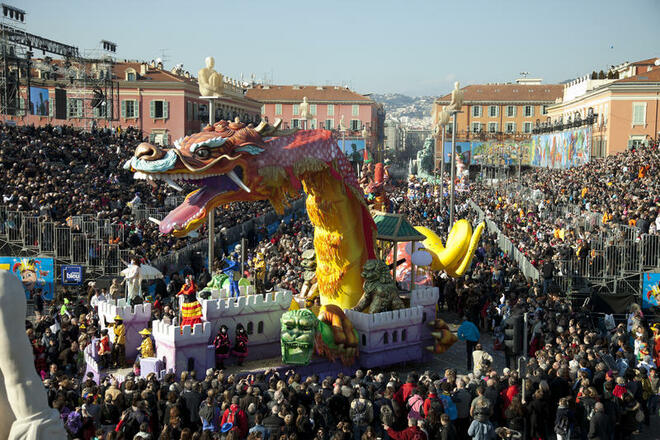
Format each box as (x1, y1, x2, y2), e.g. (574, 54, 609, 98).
(246, 84, 384, 153)
(433, 80, 563, 140)
(7, 60, 262, 145)
(546, 57, 660, 157)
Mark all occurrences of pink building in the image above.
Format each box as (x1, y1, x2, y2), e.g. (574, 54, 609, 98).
(7, 60, 262, 145)
(246, 84, 385, 153)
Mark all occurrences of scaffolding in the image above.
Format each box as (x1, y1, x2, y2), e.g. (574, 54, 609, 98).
(0, 16, 28, 117)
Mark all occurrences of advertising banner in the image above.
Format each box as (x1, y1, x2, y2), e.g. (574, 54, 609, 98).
(29, 86, 50, 116)
(642, 272, 660, 309)
(530, 126, 591, 169)
(62, 265, 83, 286)
(0, 257, 54, 299)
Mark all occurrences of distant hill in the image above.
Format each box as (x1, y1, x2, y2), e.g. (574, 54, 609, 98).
(372, 93, 434, 128)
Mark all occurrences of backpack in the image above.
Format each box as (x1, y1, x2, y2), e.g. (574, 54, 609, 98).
(407, 395, 424, 420)
(439, 394, 458, 420)
(428, 396, 444, 416)
(554, 415, 569, 436)
(225, 407, 240, 432)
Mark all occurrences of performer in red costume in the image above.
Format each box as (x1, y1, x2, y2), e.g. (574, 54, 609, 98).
(177, 275, 202, 329)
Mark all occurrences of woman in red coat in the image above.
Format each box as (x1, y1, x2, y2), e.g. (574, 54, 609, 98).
(213, 325, 231, 369)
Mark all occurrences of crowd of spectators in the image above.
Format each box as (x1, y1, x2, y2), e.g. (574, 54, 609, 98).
(13, 125, 660, 440)
(0, 124, 291, 262)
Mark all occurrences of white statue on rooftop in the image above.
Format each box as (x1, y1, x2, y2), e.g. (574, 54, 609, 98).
(449, 81, 463, 112)
(0, 271, 66, 439)
(198, 56, 224, 97)
(300, 96, 312, 121)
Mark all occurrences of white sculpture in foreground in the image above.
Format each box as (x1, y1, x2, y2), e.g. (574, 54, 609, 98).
(0, 271, 66, 439)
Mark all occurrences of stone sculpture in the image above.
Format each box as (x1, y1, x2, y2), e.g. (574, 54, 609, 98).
(198, 56, 224, 97)
(0, 271, 66, 439)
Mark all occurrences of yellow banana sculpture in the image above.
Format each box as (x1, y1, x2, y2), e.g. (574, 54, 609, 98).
(414, 220, 485, 278)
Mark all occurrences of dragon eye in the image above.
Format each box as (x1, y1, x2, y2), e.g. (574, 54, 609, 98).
(195, 147, 211, 159)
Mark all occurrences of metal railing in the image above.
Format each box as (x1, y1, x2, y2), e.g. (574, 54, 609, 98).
(469, 200, 540, 281)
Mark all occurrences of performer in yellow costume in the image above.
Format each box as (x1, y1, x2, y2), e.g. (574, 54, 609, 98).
(137, 328, 154, 358)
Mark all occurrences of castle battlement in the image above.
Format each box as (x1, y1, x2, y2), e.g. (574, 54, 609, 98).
(346, 306, 423, 332)
(202, 291, 292, 320)
(152, 319, 211, 345)
(410, 286, 439, 308)
(97, 299, 152, 321)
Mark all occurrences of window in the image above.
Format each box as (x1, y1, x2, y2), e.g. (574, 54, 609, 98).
(247, 322, 254, 335)
(472, 106, 482, 117)
(309, 119, 317, 129)
(292, 104, 299, 115)
(632, 102, 647, 126)
(275, 103, 282, 115)
(488, 122, 498, 133)
(68, 98, 83, 118)
(523, 122, 533, 133)
(186, 101, 193, 121)
(352, 105, 359, 116)
(505, 122, 516, 133)
(506, 105, 516, 117)
(524, 105, 534, 117)
(261, 104, 265, 114)
(362, 334, 366, 346)
(257, 321, 264, 334)
(325, 119, 334, 130)
(291, 119, 299, 128)
(471, 122, 481, 133)
(150, 100, 169, 119)
(327, 104, 334, 116)
(402, 329, 407, 341)
(350, 119, 361, 131)
(383, 332, 389, 344)
(489, 105, 498, 117)
(542, 105, 548, 115)
(125, 69, 136, 81)
(310, 104, 317, 115)
(392, 331, 398, 343)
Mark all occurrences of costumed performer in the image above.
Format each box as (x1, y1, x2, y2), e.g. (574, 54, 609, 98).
(137, 328, 154, 359)
(223, 256, 241, 298)
(97, 329, 111, 368)
(232, 323, 249, 366)
(177, 275, 202, 329)
(107, 315, 126, 368)
(213, 325, 231, 369)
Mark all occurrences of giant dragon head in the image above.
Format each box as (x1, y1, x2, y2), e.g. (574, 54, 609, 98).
(124, 119, 296, 237)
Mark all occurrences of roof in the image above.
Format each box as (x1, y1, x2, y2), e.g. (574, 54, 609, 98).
(436, 84, 563, 104)
(631, 57, 659, 66)
(615, 66, 660, 83)
(372, 212, 425, 242)
(246, 85, 374, 104)
(114, 62, 195, 84)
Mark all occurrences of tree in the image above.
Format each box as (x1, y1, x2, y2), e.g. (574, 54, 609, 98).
(607, 70, 614, 79)
(591, 71, 598, 80)
(598, 70, 605, 79)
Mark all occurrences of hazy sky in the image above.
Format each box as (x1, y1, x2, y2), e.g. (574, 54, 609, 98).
(19, 0, 660, 97)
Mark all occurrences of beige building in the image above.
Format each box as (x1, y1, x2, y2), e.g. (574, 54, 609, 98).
(546, 57, 660, 157)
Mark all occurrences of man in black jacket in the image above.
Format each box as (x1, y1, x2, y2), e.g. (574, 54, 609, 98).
(588, 402, 613, 440)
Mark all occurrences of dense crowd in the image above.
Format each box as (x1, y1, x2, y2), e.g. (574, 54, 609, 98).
(14, 126, 660, 440)
(0, 124, 291, 262)
(471, 142, 660, 274)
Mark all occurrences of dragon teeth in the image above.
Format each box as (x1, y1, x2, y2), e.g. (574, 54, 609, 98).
(227, 170, 251, 193)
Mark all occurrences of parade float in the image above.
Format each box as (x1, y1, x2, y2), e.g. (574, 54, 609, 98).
(81, 58, 485, 380)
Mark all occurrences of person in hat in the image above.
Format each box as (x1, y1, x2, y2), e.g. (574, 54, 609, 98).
(213, 325, 231, 369)
(232, 323, 249, 366)
(108, 315, 126, 368)
(222, 255, 241, 298)
(97, 329, 111, 368)
(177, 275, 202, 329)
(137, 328, 154, 359)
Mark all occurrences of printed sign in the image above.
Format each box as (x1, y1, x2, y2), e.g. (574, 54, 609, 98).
(0, 257, 54, 299)
(62, 265, 83, 286)
(642, 272, 660, 309)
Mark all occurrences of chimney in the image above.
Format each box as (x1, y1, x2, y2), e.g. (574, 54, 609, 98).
(140, 63, 148, 76)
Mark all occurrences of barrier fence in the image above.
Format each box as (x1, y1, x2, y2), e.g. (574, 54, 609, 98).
(469, 200, 540, 281)
(0, 197, 307, 279)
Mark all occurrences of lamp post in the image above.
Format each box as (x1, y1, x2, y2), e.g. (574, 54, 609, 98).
(447, 81, 463, 229)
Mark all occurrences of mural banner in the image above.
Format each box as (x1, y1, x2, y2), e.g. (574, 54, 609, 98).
(0, 257, 54, 299)
(642, 272, 660, 309)
(470, 141, 531, 166)
(530, 126, 591, 169)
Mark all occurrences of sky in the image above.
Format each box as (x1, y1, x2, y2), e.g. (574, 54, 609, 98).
(19, 0, 660, 97)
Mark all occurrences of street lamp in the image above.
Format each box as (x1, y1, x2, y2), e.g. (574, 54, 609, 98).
(447, 81, 463, 229)
(435, 107, 451, 207)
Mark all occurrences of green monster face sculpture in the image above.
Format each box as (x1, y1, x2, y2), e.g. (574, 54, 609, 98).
(280, 309, 318, 365)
